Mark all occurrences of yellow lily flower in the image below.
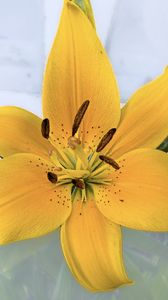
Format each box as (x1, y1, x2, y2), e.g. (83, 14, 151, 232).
(0, 0, 168, 293)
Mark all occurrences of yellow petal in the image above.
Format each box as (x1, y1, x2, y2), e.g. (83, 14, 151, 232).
(61, 197, 131, 292)
(42, 0, 120, 150)
(0, 106, 53, 158)
(108, 68, 168, 158)
(0, 153, 71, 244)
(95, 149, 168, 231)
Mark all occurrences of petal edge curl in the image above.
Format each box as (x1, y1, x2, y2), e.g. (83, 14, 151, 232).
(108, 68, 168, 158)
(61, 198, 132, 291)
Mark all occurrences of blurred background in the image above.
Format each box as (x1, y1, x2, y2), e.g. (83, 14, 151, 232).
(1, 0, 168, 108)
(0, 0, 168, 299)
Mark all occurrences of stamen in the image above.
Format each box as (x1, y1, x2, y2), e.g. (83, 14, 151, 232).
(68, 137, 88, 168)
(47, 172, 57, 184)
(72, 179, 85, 189)
(41, 118, 50, 139)
(51, 148, 74, 169)
(0, 155, 3, 159)
(99, 155, 120, 170)
(72, 100, 90, 136)
(96, 128, 116, 152)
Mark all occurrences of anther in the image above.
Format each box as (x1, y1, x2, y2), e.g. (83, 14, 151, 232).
(47, 172, 57, 184)
(72, 100, 90, 136)
(96, 128, 116, 152)
(72, 179, 85, 189)
(0, 155, 3, 159)
(99, 155, 120, 170)
(41, 118, 50, 139)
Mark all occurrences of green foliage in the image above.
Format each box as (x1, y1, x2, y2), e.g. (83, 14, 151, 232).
(157, 137, 168, 152)
(71, 0, 95, 28)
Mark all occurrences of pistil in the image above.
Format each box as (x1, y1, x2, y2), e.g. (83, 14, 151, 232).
(42, 101, 119, 193)
(68, 136, 88, 168)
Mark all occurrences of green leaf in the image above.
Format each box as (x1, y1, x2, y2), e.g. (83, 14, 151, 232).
(71, 0, 95, 28)
(157, 136, 168, 152)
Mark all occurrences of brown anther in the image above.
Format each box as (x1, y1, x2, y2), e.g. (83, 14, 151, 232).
(99, 155, 120, 170)
(47, 172, 57, 184)
(72, 100, 90, 136)
(41, 118, 50, 139)
(72, 179, 85, 189)
(68, 136, 81, 149)
(96, 128, 116, 152)
(0, 155, 3, 159)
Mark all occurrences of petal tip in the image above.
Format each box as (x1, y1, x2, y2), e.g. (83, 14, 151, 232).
(164, 65, 168, 74)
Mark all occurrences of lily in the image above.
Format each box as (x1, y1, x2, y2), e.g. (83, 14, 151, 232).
(0, 0, 168, 292)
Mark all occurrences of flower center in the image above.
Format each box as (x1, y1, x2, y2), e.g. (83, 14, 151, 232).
(42, 100, 119, 201)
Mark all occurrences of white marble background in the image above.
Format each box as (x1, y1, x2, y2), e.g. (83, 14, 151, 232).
(0, 1, 168, 299)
